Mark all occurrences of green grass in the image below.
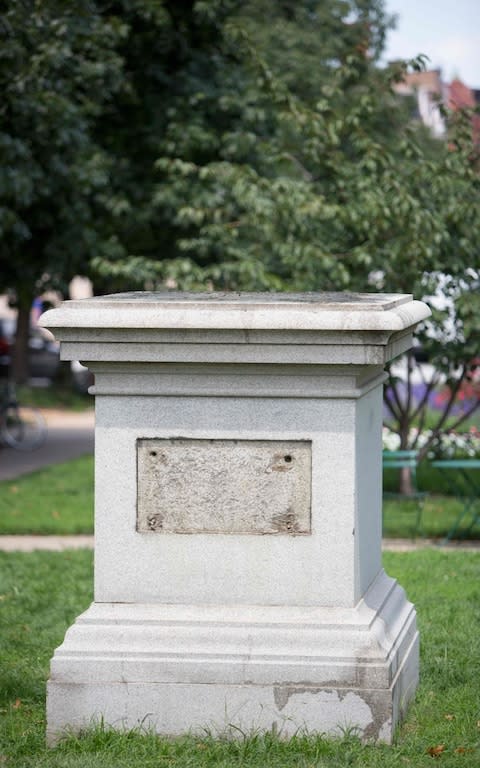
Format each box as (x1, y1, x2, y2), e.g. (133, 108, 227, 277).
(16, 383, 93, 412)
(0, 549, 479, 766)
(382, 495, 480, 540)
(0, 457, 93, 534)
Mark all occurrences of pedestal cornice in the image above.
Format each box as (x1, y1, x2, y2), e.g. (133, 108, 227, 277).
(40, 292, 431, 368)
(41, 291, 430, 331)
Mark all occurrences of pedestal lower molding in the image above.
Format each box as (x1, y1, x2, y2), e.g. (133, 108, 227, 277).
(47, 570, 418, 744)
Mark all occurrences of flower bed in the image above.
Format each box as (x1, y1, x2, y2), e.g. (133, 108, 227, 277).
(382, 426, 480, 460)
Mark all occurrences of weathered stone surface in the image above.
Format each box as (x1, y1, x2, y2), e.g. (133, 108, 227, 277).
(137, 438, 311, 535)
(40, 291, 431, 367)
(46, 571, 419, 743)
(42, 291, 429, 744)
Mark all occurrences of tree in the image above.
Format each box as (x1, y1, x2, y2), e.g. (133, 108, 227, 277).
(382, 102, 480, 473)
(93, 0, 404, 291)
(120, 0, 479, 485)
(90, 0, 254, 289)
(0, 1, 125, 381)
(0, 0, 247, 378)
(2, 0, 478, 468)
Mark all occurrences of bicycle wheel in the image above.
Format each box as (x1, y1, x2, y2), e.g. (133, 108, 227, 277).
(1, 405, 47, 450)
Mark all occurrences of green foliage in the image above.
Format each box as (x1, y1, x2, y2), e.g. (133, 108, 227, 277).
(94, 0, 411, 290)
(0, 0, 129, 380)
(0, 2, 126, 296)
(3, 1, 477, 301)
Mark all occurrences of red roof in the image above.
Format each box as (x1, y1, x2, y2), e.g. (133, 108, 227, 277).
(448, 79, 476, 110)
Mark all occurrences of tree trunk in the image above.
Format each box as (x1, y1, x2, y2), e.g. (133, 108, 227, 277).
(399, 465, 414, 496)
(399, 419, 413, 496)
(11, 298, 33, 385)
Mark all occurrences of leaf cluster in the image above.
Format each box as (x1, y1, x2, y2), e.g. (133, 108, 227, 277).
(0, 1, 127, 300)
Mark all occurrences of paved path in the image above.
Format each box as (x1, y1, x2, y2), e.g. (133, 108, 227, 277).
(383, 538, 480, 551)
(0, 535, 478, 552)
(0, 408, 94, 481)
(0, 535, 95, 551)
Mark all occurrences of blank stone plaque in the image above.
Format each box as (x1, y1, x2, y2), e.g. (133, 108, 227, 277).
(137, 438, 311, 535)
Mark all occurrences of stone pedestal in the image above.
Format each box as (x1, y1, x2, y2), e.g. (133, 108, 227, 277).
(41, 292, 430, 743)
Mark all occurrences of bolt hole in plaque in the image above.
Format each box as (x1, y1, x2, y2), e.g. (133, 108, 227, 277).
(136, 438, 312, 535)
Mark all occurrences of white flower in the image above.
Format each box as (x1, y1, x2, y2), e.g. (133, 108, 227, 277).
(382, 425, 480, 458)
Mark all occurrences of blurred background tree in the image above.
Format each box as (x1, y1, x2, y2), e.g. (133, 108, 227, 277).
(1, 0, 478, 468)
(0, 0, 126, 381)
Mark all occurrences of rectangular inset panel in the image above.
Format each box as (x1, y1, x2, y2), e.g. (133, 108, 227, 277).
(137, 438, 311, 535)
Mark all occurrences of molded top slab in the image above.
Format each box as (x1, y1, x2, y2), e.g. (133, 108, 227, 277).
(72, 291, 408, 309)
(40, 291, 430, 333)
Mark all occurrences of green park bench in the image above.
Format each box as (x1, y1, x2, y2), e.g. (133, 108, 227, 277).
(382, 449, 427, 536)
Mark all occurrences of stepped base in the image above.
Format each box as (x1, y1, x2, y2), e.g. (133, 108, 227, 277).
(47, 570, 418, 744)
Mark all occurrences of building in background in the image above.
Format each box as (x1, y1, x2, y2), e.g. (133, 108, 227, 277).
(393, 69, 480, 142)
(394, 69, 448, 137)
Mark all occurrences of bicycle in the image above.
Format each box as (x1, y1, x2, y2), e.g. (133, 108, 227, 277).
(0, 380, 47, 450)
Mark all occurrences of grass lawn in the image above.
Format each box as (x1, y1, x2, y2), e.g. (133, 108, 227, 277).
(382, 496, 480, 541)
(16, 384, 93, 412)
(0, 457, 94, 535)
(0, 549, 479, 766)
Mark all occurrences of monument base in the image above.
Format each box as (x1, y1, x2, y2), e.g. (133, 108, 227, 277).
(47, 570, 418, 744)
